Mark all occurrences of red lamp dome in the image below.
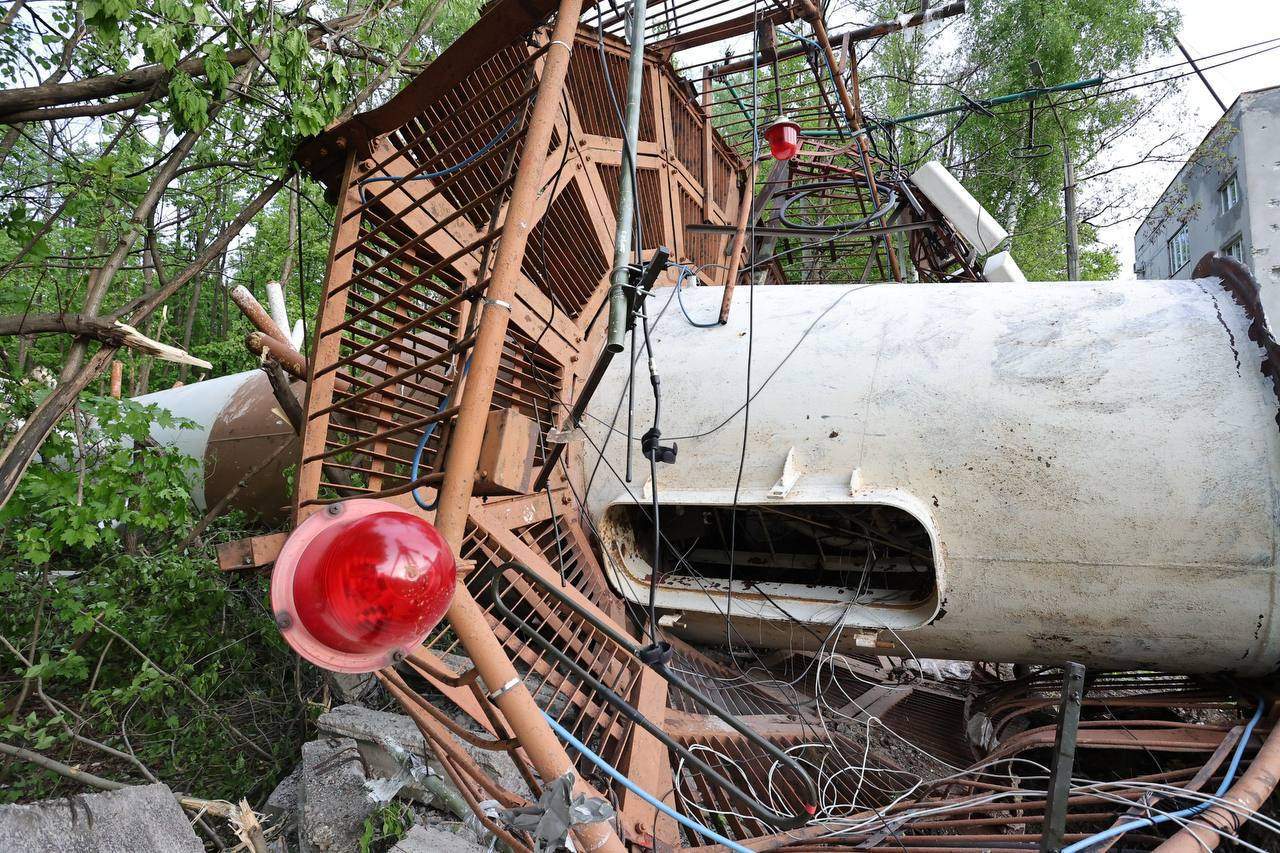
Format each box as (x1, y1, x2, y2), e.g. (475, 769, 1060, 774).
(271, 499, 456, 672)
(764, 116, 802, 161)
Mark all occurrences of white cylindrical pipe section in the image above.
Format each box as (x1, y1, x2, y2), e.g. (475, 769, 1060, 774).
(136, 369, 295, 517)
(911, 160, 1009, 254)
(581, 279, 1280, 675)
(265, 280, 290, 337)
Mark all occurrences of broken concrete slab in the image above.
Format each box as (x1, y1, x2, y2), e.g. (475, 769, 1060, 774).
(327, 670, 377, 704)
(264, 765, 299, 834)
(298, 737, 377, 853)
(318, 703, 531, 800)
(391, 823, 490, 853)
(0, 782, 203, 853)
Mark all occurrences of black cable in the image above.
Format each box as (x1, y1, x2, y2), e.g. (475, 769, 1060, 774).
(485, 559, 820, 827)
(723, 0, 764, 661)
(638, 295, 662, 643)
(777, 179, 899, 232)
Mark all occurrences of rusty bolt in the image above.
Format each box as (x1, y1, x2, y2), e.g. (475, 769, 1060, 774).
(327, 503, 343, 516)
(390, 650, 406, 665)
(275, 611, 293, 630)
(242, 554, 254, 565)
(318, 147, 328, 157)
(335, 136, 347, 149)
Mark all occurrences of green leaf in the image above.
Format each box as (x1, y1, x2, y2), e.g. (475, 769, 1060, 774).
(200, 43, 233, 96)
(139, 24, 181, 69)
(167, 70, 210, 131)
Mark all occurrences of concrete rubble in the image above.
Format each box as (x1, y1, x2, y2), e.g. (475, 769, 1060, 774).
(0, 782, 203, 853)
(318, 703, 531, 801)
(391, 823, 490, 852)
(297, 737, 377, 853)
(265, 702, 526, 851)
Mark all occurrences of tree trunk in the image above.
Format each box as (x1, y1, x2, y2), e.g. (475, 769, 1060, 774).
(177, 213, 210, 383)
(0, 176, 286, 513)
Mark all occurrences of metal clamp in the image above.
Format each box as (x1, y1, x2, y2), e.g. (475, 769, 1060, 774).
(486, 676, 521, 702)
(483, 298, 512, 311)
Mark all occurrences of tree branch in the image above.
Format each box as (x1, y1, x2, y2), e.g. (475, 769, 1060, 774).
(0, 12, 361, 119)
(0, 740, 126, 791)
(0, 91, 158, 123)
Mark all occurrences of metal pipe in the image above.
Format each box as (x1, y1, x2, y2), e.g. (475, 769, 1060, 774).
(265, 280, 291, 338)
(426, 1, 625, 849)
(231, 284, 295, 349)
(717, 159, 757, 323)
(606, 0, 651, 354)
(1174, 35, 1227, 112)
(246, 331, 308, 379)
(1155, 716, 1280, 852)
(799, 77, 1104, 137)
(713, 1, 966, 74)
(801, 0, 900, 279)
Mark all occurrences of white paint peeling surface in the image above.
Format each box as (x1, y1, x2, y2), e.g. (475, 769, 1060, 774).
(581, 279, 1280, 675)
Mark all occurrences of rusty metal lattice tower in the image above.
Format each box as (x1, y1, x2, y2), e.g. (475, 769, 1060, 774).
(294, 0, 749, 846)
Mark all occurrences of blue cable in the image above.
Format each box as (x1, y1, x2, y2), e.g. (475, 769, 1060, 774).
(674, 265, 720, 328)
(540, 710, 755, 853)
(1061, 698, 1265, 853)
(354, 116, 514, 510)
(409, 358, 470, 511)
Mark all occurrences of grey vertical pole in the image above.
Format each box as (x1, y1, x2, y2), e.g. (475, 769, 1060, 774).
(606, 0, 651, 354)
(1063, 145, 1079, 281)
(1042, 662, 1086, 853)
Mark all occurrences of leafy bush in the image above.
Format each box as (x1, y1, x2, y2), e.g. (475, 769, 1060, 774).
(360, 801, 416, 852)
(0, 380, 314, 806)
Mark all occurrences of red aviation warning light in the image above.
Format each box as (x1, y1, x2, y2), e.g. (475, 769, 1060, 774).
(271, 499, 456, 672)
(764, 116, 802, 161)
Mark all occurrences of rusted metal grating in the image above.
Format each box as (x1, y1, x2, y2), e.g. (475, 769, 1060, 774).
(880, 688, 973, 770)
(513, 514, 620, 619)
(522, 180, 610, 318)
(416, 522, 647, 780)
(598, 163, 669, 250)
(678, 183, 721, 270)
(664, 638, 800, 717)
(567, 38, 658, 142)
(712, 141, 737, 214)
(668, 84, 705, 179)
(385, 40, 541, 231)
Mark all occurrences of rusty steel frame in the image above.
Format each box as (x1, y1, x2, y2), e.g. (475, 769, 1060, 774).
(288, 0, 1280, 849)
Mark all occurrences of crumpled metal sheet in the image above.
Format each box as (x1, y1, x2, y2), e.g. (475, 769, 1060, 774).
(501, 772, 615, 852)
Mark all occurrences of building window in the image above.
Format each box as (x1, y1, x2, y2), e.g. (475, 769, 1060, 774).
(1168, 226, 1190, 272)
(1219, 173, 1240, 215)
(1224, 234, 1245, 263)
